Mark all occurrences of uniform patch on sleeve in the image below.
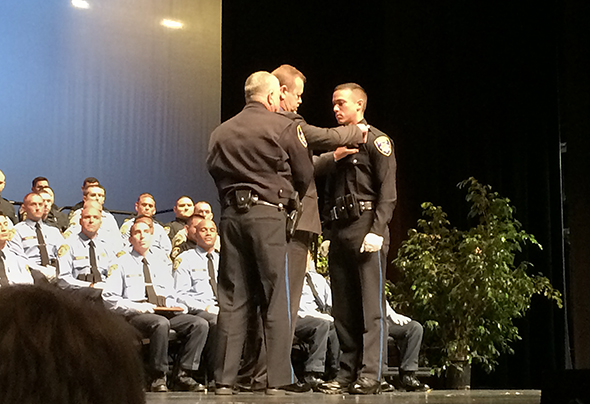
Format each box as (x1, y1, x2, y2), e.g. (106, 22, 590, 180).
(57, 244, 69, 258)
(173, 257, 182, 271)
(297, 125, 308, 148)
(171, 246, 181, 261)
(120, 223, 130, 235)
(374, 136, 392, 156)
(116, 250, 126, 258)
(63, 230, 71, 239)
(108, 264, 117, 277)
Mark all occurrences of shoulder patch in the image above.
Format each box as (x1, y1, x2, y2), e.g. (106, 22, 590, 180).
(120, 223, 130, 235)
(164, 226, 170, 235)
(374, 135, 392, 156)
(116, 250, 126, 258)
(63, 230, 72, 239)
(297, 125, 308, 148)
(171, 246, 181, 260)
(173, 257, 182, 271)
(57, 244, 69, 258)
(108, 264, 118, 277)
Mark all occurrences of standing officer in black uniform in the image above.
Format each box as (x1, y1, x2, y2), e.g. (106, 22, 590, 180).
(317, 83, 397, 395)
(271, 65, 367, 337)
(207, 71, 314, 395)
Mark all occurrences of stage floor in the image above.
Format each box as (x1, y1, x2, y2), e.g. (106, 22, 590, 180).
(146, 389, 541, 404)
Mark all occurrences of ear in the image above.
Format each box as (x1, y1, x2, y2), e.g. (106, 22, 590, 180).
(279, 84, 288, 100)
(356, 98, 364, 112)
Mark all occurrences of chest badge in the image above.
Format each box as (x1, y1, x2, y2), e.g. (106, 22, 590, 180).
(374, 136, 392, 156)
(297, 125, 308, 148)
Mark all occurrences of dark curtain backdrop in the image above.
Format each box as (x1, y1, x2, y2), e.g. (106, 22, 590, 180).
(221, 1, 576, 388)
(0, 0, 221, 222)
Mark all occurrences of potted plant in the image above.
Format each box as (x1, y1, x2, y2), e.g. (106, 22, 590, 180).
(390, 177, 562, 388)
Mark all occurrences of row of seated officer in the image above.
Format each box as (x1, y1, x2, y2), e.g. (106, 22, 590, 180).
(0, 190, 428, 394)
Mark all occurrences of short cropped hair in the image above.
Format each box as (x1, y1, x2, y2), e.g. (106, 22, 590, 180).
(244, 71, 278, 103)
(334, 83, 368, 112)
(131, 215, 154, 234)
(82, 177, 100, 188)
(0, 285, 145, 404)
(272, 64, 307, 89)
(83, 184, 106, 196)
(31, 176, 48, 188)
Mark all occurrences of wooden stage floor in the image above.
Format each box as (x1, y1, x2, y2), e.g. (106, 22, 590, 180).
(145, 389, 541, 404)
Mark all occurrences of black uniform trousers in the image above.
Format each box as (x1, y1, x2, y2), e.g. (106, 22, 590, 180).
(215, 205, 294, 388)
(128, 313, 208, 375)
(328, 212, 388, 383)
(387, 319, 423, 372)
(287, 230, 314, 336)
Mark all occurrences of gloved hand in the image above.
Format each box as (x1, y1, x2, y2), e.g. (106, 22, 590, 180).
(360, 233, 383, 253)
(319, 239, 331, 257)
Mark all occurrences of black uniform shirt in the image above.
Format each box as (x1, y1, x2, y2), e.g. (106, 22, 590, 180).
(207, 102, 313, 206)
(317, 121, 397, 236)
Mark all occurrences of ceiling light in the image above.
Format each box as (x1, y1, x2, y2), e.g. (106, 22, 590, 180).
(161, 19, 183, 29)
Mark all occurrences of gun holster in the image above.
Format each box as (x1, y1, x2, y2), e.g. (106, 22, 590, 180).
(330, 194, 361, 222)
(235, 189, 254, 212)
(286, 192, 301, 240)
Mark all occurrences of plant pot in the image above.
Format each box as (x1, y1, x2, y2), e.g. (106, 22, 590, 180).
(445, 361, 471, 390)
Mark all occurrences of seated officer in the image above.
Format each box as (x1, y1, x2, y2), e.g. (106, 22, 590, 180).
(174, 217, 220, 382)
(0, 169, 18, 225)
(67, 184, 122, 249)
(57, 202, 118, 300)
(0, 214, 34, 287)
(385, 302, 430, 392)
(295, 257, 340, 389)
(39, 187, 68, 232)
(102, 216, 209, 392)
(68, 177, 101, 219)
(7, 192, 64, 284)
(164, 196, 194, 242)
(120, 193, 172, 254)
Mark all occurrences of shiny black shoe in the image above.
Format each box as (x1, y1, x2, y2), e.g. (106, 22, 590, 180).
(267, 381, 311, 394)
(380, 380, 395, 392)
(150, 375, 168, 392)
(303, 372, 325, 391)
(349, 376, 381, 395)
(318, 380, 349, 394)
(401, 372, 431, 392)
(173, 369, 206, 392)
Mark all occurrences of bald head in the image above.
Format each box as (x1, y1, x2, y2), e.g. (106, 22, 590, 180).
(244, 71, 281, 112)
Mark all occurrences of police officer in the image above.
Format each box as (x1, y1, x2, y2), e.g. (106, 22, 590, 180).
(102, 216, 208, 393)
(0, 170, 18, 225)
(164, 196, 195, 242)
(317, 83, 397, 395)
(207, 71, 314, 394)
(0, 214, 34, 287)
(57, 202, 117, 300)
(7, 192, 64, 284)
(272, 64, 367, 336)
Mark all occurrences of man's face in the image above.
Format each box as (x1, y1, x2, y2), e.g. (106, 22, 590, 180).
(195, 219, 217, 251)
(135, 196, 156, 217)
(23, 194, 45, 221)
(39, 192, 52, 218)
(194, 202, 213, 220)
(0, 172, 6, 195)
(80, 206, 102, 237)
(32, 180, 49, 193)
(84, 186, 105, 206)
(281, 77, 304, 113)
(174, 197, 194, 219)
(0, 216, 14, 244)
(185, 217, 203, 244)
(129, 222, 153, 255)
(332, 89, 361, 125)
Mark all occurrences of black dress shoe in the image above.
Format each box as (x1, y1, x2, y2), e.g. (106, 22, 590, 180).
(380, 380, 395, 392)
(349, 376, 381, 394)
(150, 375, 168, 392)
(318, 380, 349, 394)
(401, 372, 430, 392)
(173, 369, 206, 392)
(267, 381, 311, 394)
(303, 372, 325, 391)
(215, 385, 235, 395)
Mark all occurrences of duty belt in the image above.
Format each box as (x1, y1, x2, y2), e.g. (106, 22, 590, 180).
(225, 190, 285, 212)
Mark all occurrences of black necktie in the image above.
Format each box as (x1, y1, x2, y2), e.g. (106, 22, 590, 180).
(0, 251, 9, 287)
(142, 258, 159, 305)
(305, 272, 326, 313)
(206, 252, 218, 299)
(35, 222, 50, 266)
(88, 240, 102, 283)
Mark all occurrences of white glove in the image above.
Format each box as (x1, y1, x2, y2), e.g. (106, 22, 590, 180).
(319, 239, 331, 257)
(360, 233, 383, 253)
(389, 311, 412, 326)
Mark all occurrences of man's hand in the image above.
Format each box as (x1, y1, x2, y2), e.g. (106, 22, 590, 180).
(389, 311, 412, 326)
(334, 146, 359, 161)
(360, 233, 384, 253)
(305, 311, 334, 322)
(206, 305, 220, 315)
(40, 265, 57, 281)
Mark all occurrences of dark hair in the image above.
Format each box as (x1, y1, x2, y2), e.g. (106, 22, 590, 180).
(82, 177, 100, 188)
(0, 285, 145, 404)
(31, 176, 48, 188)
